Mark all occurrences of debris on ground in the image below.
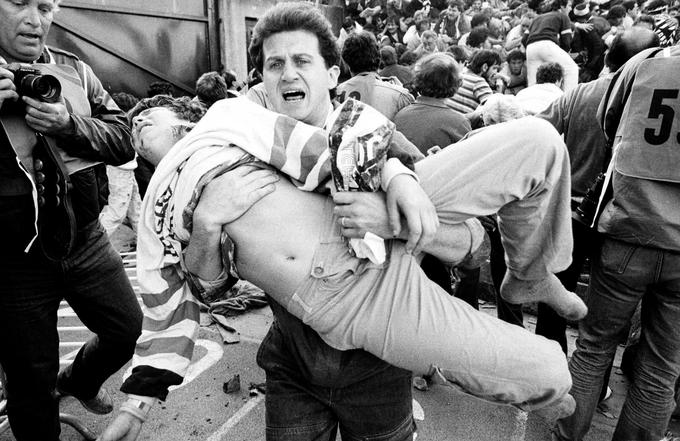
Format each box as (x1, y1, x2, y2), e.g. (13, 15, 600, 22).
(223, 374, 241, 394)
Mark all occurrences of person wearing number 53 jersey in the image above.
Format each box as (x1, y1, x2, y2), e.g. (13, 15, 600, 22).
(553, 45, 680, 441)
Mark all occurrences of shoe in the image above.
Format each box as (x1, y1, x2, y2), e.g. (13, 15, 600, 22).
(661, 431, 680, 441)
(56, 382, 114, 415)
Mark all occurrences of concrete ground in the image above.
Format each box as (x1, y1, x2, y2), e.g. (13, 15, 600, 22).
(1, 226, 678, 441)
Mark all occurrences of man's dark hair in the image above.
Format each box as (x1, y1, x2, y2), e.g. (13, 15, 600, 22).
(342, 31, 381, 73)
(471, 13, 491, 28)
(506, 49, 526, 63)
(447, 45, 469, 64)
(147, 81, 174, 98)
(535, 62, 564, 83)
(607, 5, 627, 20)
(111, 92, 140, 112)
(634, 13, 656, 26)
(399, 49, 419, 66)
(223, 69, 238, 88)
(127, 95, 207, 126)
(195, 71, 227, 107)
(468, 49, 502, 74)
(605, 27, 660, 71)
(622, 0, 637, 11)
(448, 0, 465, 10)
(467, 27, 491, 48)
(414, 53, 462, 98)
(380, 45, 398, 66)
(248, 2, 340, 73)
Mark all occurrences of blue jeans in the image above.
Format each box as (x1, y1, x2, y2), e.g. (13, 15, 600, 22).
(555, 237, 680, 441)
(0, 221, 142, 441)
(260, 322, 415, 441)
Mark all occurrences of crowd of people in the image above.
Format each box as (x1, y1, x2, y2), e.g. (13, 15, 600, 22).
(1, 0, 679, 441)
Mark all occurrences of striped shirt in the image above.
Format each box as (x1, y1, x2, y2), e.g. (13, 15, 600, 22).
(449, 72, 493, 114)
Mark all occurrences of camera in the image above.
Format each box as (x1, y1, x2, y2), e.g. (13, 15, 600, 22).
(4, 63, 62, 103)
(576, 172, 605, 226)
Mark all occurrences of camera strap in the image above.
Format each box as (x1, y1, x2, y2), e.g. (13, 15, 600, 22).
(33, 132, 77, 261)
(0, 112, 76, 260)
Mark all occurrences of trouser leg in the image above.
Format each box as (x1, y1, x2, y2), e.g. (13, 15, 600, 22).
(488, 227, 524, 326)
(416, 116, 573, 280)
(58, 223, 142, 399)
(0, 251, 62, 441)
(304, 241, 570, 410)
(555, 238, 646, 440)
(613, 248, 680, 441)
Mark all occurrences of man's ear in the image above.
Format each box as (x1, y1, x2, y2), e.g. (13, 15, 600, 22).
(328, 65, 341, 89)
(481, 63, 489, 74)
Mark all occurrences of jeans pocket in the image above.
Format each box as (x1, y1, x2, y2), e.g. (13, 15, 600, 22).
(600, 239, 637, 275)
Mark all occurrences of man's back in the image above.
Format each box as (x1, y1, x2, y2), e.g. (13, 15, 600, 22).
(395, 96, 472, 154)
(336, 72, 414, 120)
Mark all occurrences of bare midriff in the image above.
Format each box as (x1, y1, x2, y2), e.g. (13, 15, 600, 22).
(224, 177, 328, 298)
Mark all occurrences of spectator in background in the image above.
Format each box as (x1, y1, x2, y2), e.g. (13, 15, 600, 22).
(500, 49, 528, 95)
(523, 0, 579, 91)
(621, 0, 640, 28)
(222, 69, 243, 98)
(448, 44, 471, 65)
(516, 61, 564, 114)
(379, 45, 415, 86)
(337, 31, 414, 120)
(394, 53, 472, 154)
(467, 26, 494, 49)
(643, 0, 680, 46)
(505, 11, 537, 51)
(449, 49, 500, 114)
(435, 0, 472, 44)
(413, 29, 447, 58)
(146, 81, 173, 98)
(194, 71, 228, 108)
(379, 14, 405, 46)
(458, 12, 491, 45)
(100, 92, 142, 245)
(570, 2, 607, 82)
(404, 9, 432, 50)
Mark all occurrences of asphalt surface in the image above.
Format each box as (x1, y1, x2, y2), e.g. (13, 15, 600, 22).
(1, 228, 679, 441)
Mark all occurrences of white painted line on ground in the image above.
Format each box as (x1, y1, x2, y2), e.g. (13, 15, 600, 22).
(57, 326, 89, 332)
(239, 335, 264, 345)
(59, 342, 85, 348)
(59, 348, 82, 366)
(205, 393, 265, 441)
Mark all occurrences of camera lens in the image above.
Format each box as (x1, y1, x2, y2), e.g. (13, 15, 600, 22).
(20, 74, 62, 103)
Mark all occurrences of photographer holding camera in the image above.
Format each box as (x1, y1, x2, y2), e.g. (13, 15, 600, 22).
(0, 1, 142, 440)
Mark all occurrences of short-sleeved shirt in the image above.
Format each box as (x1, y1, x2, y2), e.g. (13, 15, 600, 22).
(394, 96, 472, 154)
(336, 72, 415, 121)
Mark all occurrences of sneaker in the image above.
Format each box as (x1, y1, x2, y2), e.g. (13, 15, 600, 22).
(56, 382, 113, 415)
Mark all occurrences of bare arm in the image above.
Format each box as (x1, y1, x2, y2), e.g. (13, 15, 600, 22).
(184, 166, 278, 279)
(333, 191, 481, 265)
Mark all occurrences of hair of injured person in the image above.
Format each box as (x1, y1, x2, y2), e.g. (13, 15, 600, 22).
(127, 95, 207, 165)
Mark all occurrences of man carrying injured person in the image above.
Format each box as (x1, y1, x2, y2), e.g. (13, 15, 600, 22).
(99, 3, 584, 440)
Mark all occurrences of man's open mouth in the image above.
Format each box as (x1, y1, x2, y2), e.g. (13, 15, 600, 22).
(19, 32, 41, 40)
(282, 90, 305, 102)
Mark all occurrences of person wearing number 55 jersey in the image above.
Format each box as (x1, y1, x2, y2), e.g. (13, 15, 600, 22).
(553, 45, 680, 441)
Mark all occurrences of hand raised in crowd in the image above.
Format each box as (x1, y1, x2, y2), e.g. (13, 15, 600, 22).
(193, 165, 279, 232)
(386, 174, 439, 255)
(97, 412, 143, 441)
(23, 95, 75, 136)
(0, 66, 19, 109)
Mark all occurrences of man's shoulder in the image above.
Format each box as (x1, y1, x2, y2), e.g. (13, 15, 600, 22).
(44, 46, 81, 64)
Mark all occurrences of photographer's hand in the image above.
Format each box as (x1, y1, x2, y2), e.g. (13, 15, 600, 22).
(0, 67, 19, 109)
(23, 95, 75, 136)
